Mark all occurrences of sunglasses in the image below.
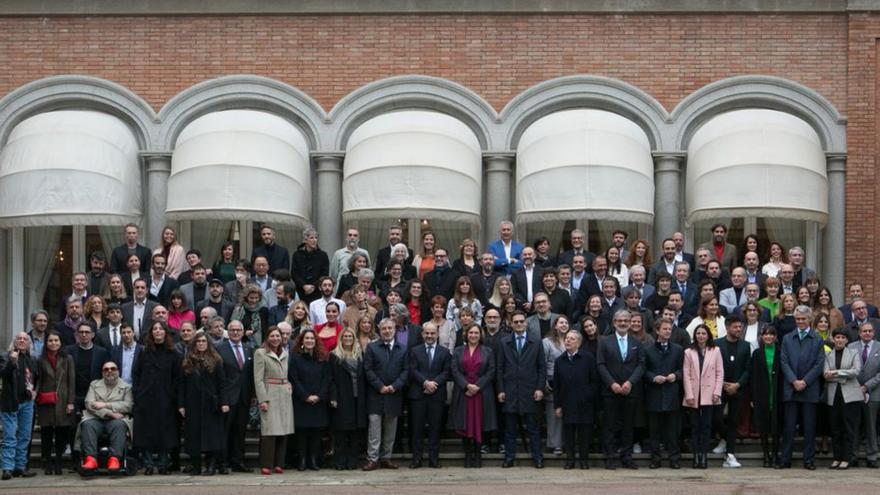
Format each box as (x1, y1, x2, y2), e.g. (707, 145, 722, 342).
(102, 367, 118, 372)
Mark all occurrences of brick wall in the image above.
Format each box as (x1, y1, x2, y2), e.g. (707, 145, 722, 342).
(1, 12, 874, 297)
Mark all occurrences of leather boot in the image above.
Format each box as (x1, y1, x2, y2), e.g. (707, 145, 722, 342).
(473, 442, 483, 468)
(462, 439, 473, 468)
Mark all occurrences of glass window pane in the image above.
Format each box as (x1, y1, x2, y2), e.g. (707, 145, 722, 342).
(419, 219, 474, 259)
(521, 220, 572, 259)
(692, 218, 744, 254)
(193, 220, 237, 266)
(588, 220, 638, 255)
(756, 218, 805, 259)
(39, 226, 71, 319)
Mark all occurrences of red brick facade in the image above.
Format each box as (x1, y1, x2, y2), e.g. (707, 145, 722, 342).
(0, 12, 875, 298)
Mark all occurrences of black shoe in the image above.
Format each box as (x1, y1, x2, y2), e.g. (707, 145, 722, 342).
(53, 460, 63, 476)
(649, 460, 661, 469)
(230, 464, 252, 473)
(428, 459, 440, 469)
(12, 470, 36, 478)
(409, 460, 422, 469)
(670, 461, 680, 469)
(143, 467, 155, 475)
(775, 462, 791, 469)
(202, 463, 217, 476)
(501, 459, 515, 468)
(158, 467, 170, 475)
(563, 461, 575, 470)
(804, 462, 816, 470)
(167, 462, 180, 472)
(867, 460, 879, 469)
(579, 461, 589, 470)
(622, 461, 639, 470)
(605, 461, 617, 470)
(44, 461, 53, 475)
(297, 459, 307, 472)
(1, 471, 11, 481)
(533, 460, 544, 469)
(308, 458, 320, 471)
(217, 464, 229, 475)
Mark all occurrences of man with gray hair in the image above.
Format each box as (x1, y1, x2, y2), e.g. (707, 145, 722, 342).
(390, 302, 423, 352)
(596, 309, 645, 469)
(375, 224, 413, 279)
(330, 228, 370, 286)
(556, 229, 594, 271)
(198, 306, 218, 333)
(787, 246, 816, 291)
(79, 360, 133, 475)
(341, 268, 383, 312)
(291, 227, 329, 305)
(487, 220, 524, 275)
(778, 305, 824, 470)
(206, 316, 227, 346)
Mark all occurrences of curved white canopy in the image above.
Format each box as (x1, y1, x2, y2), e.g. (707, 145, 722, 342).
(343, 110, 482, 224)
(516, 109, 654, 224)
(0, 110, 142, 228)
(686, 109, 828, 225)
(167, 109, 311, 226)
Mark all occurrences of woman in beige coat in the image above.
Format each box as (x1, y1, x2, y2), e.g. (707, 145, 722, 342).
(682, 324, 723, 469)
(253, 327, 294, 475)
(824, 328, 862, 469)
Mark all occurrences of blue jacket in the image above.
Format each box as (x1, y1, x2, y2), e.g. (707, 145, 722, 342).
(780, 328, 825, 403)
(487, 239, 524, 275)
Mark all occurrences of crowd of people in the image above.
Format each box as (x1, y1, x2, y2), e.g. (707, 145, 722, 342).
(2, 221, 880, 478)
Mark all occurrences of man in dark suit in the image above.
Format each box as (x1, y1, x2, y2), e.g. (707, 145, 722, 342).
(644, 318, 684, 469)
(110, 323, 141, 385)
(553, 331, 599, 470)
(374, 225, 413, 279)
(422, 249, 457, 300)
(715, 315, 752, 468)
(496, 311, 546, 468)
(839, 283, 880, 324)
(251, 224, 290, 274)
(362, 318, 409, 471)
(555, 229, 595, 271)
(659, 305, 692, 348)
(147, 253, 179, 306)
(407, 321, 451, 468)
(215, 320, 255, 472)
(65, 322, 111, 413)
(511, 247, 543, 314)
(648, 238, 680, 286)
(291, 227, 330, 305)
(122, 278, 158, 341)
(268, 281, 296, 326)
(196, 278, 235, 324)
(779, 306, 825, 470)
(848, 322, 880, 468)
(96, 303, 124, 350)
(87, 251, 109, 297)
(844, 299, 880, 343)
(573, 256, 612, 316)
(470, 252, 500, 307)
(672, 262, 699, 316)
(109, 223, 152, 274)
(672, 232, 696, 273)
(596, 309, 646, 470)
(57, 271, 89, 320)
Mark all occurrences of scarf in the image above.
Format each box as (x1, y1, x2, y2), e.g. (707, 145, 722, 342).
(46, 350, 58, 370)
(231, 300, 265, 340)
(339, 355, 360, 398)
(64, 314, 84, 331)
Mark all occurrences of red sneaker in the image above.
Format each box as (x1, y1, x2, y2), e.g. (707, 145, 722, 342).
(273, 466, 283, 474)
(81, 456, 98, 471)
(107, 456, 121, 472)
(260, 467, 272, 475)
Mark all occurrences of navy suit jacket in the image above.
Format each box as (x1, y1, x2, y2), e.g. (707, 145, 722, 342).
(407, 343, 451, 401)
(779, 329, 825, 403)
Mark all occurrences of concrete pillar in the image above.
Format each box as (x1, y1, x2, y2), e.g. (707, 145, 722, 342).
(143, 153, 172, 248)
(823, 153, 846, 302)
(483, 153, 515, 246)
(652, 152, 685, 250)
(314, 154, 344, 254)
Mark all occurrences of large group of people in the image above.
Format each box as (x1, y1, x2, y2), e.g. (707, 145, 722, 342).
(3, 221, 880, 478)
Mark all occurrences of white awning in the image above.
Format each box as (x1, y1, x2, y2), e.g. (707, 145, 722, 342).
(343, 110, 482, 224)
(515, 109, 654, 224)
(686, 109, 828, 225)
(166, 109, 311, 226)
(0, 110, 142, 228)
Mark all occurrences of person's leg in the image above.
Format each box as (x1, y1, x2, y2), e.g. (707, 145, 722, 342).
(275, 435, 287, 468)
(409, 400, 426, 462)
(867, 402, 880, 462)
(380, 416, 398, 460)
(14, 402, 34, 471)
(563, 424, 576, 462)
(79, 420, 102, 459)
(829, 398, 845, 462)
(105, 420, 127, 459)
(525, 413, 543, 463)
(579, 424, 592, 466)
(53, 426, 69, 466)
(546, 399, 562, 451)
(619, 397, 635, 463)
(40, 425, 54, 465)
(259, 436, 275, 469)
(308, 429, 322, 468)
(667, 411, 682, 463)
(366, 414, 382, 462)
(426, 401, 444, 464)
(801, 402, 817, 466)
(648, 412, 663, 463)
(843, 401, 861, 464)
(725, 394, 743, 454)
(781, 401, 797, 465)
(603, 396, 621, 463)
(504, 412, 518, 462)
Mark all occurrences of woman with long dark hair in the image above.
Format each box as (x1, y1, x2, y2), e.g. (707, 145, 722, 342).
(751, 326, 783, 468)
(451, 323, 496, 468)
(289, 329, 330, 471)
(167, 289, 196, 332)
(211, 241, 237, 284)
(132, 321, 181, 475)
(178, 331, 229, 475)
(682, 324, 723, 469)
(35, 332, 75, 475)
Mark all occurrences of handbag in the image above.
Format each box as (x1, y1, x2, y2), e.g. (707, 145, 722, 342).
(35, 391, 58, 406)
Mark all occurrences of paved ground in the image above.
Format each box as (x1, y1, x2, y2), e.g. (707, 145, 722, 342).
(1, 467, 877, 495)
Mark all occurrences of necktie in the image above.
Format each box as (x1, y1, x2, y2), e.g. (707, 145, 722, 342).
(619, 337, 627, 360)
(111, 327, 119, 347)
(661, 343, 668, 352)
(516, 335, 524, 354)
(679, 283, 686, 297)
(234, 344, 244, 369)
(799, 330, 808, 341)
(863, 343, 870, 365)
(427, 345, 434, 366)
(387, 343, 393, 357)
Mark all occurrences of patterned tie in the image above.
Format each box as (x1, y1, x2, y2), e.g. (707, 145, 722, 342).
(517, 335, 524, 354)
(427, 345, 434, 367)
(619, 337, 627, 360)
(234, 344, 244, 369)
(111, 327, 119, 347)
(863, 342, 870, 366)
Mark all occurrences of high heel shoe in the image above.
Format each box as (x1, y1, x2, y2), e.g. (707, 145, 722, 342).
(144, 467, 155, 475)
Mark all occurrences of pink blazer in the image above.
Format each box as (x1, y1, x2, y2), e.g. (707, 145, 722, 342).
(682, 347, 724, 407)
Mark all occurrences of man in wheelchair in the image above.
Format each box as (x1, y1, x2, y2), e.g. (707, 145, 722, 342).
(78, 361, 132, 475)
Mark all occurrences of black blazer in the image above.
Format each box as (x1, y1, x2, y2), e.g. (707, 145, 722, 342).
(268, 302, 290, 327)
(251, 243, 290, 274)
(469, 271, 500, 307)
(496, 332, 546, 414)
(552, 349, 599, 424)
(363, 340, 409, 416)
(596, 333, 646, 397)
(64, 343, 111, 408)
(556, 250, 595, 273)
(511, 265, 544, 309)
(643, 341, 684, 412)
(110, 343, 143, 379)
(215, 338, 254, 406)
(122, 299, 158, 341)
(407, 343, 451, 401)
(375, 245, 414, 280)
(96, 324, 125, 350)
(110, 244, 152, 275)
(422, 267, 458, 300)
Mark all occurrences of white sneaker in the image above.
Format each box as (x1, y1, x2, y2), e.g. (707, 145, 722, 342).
(632, 443, 642, 454)
(722, 453, 742, 468)
(712, 440, 727, 455)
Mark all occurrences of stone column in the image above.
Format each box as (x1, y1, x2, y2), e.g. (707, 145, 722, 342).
(652, 152, 685, 249)
(483, 153, 515, 246)
(6, 228, 25, 345)
(823, 153, 846, 302)
(142, 153, 172, 248)
(314, 154, 344, 254)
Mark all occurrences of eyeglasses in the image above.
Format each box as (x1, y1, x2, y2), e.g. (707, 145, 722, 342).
(78, 330, 93, 335)
(102, 367, 118, 372)
(512, 320, 526, 324)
